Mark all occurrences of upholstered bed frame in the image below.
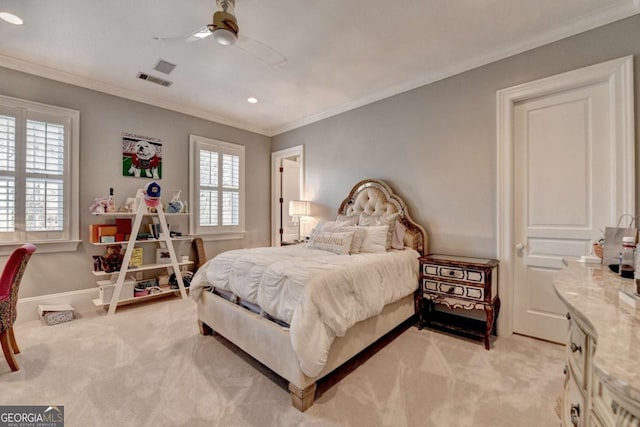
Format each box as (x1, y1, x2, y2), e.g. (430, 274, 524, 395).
(196, 179, 428, 411)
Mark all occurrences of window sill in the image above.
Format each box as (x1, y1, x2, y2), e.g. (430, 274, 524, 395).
(0, 240, 82, 255)
(200, 232, 246, 242)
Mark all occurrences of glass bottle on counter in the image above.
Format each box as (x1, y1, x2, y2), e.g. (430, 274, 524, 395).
(620, 236, 635, 279)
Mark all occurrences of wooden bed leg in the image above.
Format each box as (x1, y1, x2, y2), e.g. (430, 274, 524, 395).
(198, 320, 213, 336)
(288, 383, 317, 412)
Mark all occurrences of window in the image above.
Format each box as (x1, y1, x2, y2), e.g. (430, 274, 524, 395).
(0, 95, 79, 253)
(189, 135, 245, 239)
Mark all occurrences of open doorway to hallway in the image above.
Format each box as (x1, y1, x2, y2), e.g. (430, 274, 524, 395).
(271, 145, 304, 246)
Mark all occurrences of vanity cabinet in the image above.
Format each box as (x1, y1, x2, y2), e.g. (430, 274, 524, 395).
(555, 262, 640, 427)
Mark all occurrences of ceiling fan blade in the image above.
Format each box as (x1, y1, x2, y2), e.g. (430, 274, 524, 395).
(235, 35, 287, 68)
(153, 26, 212, 43)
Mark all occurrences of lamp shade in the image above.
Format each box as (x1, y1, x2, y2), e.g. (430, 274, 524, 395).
(289, 200, 310, 217)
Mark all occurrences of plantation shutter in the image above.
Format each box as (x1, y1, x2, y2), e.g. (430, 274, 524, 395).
(190, 135, 244, 236)
(0, 114, 16, 235)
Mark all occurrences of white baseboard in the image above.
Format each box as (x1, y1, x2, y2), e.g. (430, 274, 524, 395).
(16, 288, 99, 324)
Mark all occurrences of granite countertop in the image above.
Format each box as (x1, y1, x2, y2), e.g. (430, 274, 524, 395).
(553, 261, 640, 402)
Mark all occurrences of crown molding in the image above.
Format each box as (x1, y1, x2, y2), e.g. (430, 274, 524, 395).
(1, 2, 636, 139)
(0, 54, 270, 136)
(268, 3, 639, 136)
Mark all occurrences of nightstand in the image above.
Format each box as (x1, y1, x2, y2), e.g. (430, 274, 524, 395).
(416, 254, 500, 350)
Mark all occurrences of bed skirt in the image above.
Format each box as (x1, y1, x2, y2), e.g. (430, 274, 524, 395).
(196, 291, 415, 411)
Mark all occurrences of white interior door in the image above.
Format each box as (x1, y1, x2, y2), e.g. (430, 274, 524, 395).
(513, 81, 617, 343)
(281, 158, 300, 243)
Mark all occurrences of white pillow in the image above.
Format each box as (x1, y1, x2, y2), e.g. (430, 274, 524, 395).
(359, 225, 389, 253)
(309, 220, 336, 240)
(391, 221, 407, 250)
(319, 223, 365, 254)
(336, 214, 359, 226)
(307, 231, 354, 255)
(359, 213, 399, 250)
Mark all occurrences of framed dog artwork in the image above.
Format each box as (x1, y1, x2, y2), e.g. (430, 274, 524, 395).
(122, 133, 163, 179)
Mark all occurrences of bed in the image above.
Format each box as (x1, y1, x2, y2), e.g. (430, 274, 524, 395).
(191, 178, 428, 411)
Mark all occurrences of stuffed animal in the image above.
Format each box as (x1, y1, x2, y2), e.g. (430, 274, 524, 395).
(89, 196, 109, 214)
(123, 197, 136, 213)
(101, 245, 124, 273)
(166, 190, 184, 213)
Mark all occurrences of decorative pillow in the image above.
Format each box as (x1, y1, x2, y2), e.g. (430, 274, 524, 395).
(359, 213, 399, 250)
(307, 231, 354, 255)
(391, 221, 407, 250)
(358, 225, 389, 253)
(319, 223, 365, 254)
(336, 214, 359, 226)
(308, 220, 335, 240)
(340, 226, 366, 254)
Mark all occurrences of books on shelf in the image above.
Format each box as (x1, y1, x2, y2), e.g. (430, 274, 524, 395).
(129, 248, 143, 267)
(90, 223, 131, 243)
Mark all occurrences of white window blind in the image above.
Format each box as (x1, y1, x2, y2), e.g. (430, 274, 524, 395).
(26, 120, 65, 232)
(189, 135, 245, 238)
(0, 95, 79, 250)
(0, 114, 16, 233)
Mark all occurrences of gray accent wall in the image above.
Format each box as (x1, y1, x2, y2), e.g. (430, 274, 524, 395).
(272, 14, 640, 258)
(3, 14, 640, 300)
(0, 67, 271, 298)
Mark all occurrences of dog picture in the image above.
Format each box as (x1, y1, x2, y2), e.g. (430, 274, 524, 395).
(122, 133, 163, 179)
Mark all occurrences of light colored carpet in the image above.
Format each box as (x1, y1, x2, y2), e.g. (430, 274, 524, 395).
(0, 297, 564, 427)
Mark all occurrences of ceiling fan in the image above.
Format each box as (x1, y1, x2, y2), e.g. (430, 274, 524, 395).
(154, 0, 287, 68)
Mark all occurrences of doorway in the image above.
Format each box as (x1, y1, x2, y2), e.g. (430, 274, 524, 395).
(497, 56, 635, 342)
(271, 145, 305, 246)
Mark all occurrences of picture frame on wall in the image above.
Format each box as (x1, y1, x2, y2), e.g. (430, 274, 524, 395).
(122, 133, 163, 179)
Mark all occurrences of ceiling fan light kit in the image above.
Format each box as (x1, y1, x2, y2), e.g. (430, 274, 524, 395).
(154, 0, 286, 69)
(211, 26, 237, 46)
(208, 0, 239, 46)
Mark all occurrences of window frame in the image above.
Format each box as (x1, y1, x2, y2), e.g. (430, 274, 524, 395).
(189, 134, 245, 240)
(0, 94, 80, 254)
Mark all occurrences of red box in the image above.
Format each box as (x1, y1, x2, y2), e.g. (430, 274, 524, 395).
(116, 218, 132, 235)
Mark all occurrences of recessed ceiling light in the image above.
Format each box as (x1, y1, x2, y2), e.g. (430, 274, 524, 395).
(0, 12, 23, 25)
(247, 97, 258, 104)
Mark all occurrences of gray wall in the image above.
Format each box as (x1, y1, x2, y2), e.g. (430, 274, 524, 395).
(272, 14, 640, 259)
(0, 67, 271, 298)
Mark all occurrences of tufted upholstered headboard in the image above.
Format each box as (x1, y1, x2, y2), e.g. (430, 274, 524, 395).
(337, 179, 428, 256)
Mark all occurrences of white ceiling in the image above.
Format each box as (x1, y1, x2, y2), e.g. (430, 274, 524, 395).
(0, 1, 637, 136)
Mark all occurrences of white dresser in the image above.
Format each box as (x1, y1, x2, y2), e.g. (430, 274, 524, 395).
(554, 262, 640, 427)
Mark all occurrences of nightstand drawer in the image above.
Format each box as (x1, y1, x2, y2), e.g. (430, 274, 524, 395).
(422, 264, 485, 284)
(422, 279, 484, 301)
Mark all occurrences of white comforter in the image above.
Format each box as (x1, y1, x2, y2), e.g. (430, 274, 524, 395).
(190, 245, 419, 377)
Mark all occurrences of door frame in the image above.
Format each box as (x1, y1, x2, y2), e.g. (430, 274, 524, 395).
(271, 145, 305, 246)
(496, 56, 635, 337)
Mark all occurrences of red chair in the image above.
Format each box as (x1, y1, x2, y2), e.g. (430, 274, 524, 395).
(0, 243, 36, 371)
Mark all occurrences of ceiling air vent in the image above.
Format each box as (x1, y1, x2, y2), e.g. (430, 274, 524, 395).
(153, 59, 176, 75)
(137, 72, 173, 87)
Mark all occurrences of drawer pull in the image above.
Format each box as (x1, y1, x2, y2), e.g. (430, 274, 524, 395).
(563, 365, 567, 375)
(566, 312, 571, 320)
(570, 403, 580, 426)
(570, 342, 582, 354)
(448, 270, 455, 276)
(446, 286, 456, 294)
